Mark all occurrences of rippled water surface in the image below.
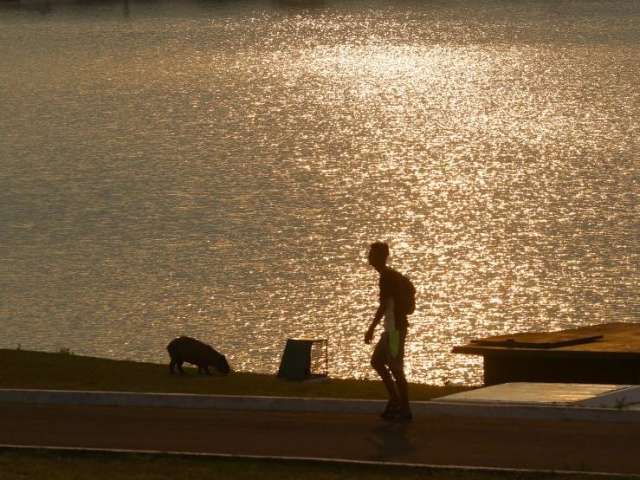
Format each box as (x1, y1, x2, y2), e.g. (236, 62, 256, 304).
(1, 0, 638, 384)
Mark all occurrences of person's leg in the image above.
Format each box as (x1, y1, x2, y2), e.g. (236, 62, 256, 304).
(389, 330, 411, 419)
(390, 365, 410, 414)
(371, 334, 400, 407)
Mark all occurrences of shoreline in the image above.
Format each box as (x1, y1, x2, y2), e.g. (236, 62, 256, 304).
(0, 348, 474, 400)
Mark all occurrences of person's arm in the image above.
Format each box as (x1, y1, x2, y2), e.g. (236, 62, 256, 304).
(364, 303, 385, 344)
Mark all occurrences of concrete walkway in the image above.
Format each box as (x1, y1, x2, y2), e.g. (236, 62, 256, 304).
(2, 388, 640, 423)
(1, 402, 640, 475)
(1, 389, 640, 475)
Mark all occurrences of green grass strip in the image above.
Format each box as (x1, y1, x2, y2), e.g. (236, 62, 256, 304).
(0, 349, 471, 400)
(0, 447, 628, 480)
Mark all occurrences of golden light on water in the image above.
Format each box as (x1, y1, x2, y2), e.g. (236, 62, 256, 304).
(1, 1, 638, 384)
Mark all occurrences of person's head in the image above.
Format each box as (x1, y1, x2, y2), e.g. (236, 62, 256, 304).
(368, 242, 389, 271)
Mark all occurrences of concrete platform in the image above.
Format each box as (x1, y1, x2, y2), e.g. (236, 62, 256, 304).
(453, 322, 640, 385)
(437, 382, 640, 409)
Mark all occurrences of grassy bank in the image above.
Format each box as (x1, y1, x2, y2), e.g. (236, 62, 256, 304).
(0, 449, 619, 480)
(0, 349, 472, 400)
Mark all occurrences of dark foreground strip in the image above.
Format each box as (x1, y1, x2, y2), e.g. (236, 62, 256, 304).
(0, 444, 637, 479)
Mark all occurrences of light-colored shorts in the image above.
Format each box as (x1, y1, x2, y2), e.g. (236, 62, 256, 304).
(372, 330, 406, 371)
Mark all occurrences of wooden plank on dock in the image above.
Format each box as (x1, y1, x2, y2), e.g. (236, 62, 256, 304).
(471, 334, 603, 349)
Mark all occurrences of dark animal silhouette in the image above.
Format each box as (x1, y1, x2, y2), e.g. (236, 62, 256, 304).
(167, 336, 231, 375)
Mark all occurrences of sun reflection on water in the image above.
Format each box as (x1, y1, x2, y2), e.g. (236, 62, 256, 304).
(1, 1, 638, 385)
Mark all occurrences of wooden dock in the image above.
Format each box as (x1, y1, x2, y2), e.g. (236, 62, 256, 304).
(453, 322, 640, 385)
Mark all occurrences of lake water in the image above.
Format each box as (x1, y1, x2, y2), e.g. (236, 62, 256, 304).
(1, 0, 638, 385)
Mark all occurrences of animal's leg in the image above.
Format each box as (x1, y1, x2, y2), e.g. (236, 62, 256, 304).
(177, 361, 185, 375)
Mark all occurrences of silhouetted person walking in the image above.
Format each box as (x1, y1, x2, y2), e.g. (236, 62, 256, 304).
(365, 242, 416, 421)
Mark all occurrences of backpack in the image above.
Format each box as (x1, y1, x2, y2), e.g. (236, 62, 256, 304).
(398, 274, 416, 315)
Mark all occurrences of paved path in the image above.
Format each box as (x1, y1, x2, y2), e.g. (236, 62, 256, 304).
(1, 403, 639, 474)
